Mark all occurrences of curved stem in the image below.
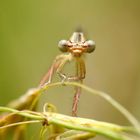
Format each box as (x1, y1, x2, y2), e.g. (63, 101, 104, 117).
(0, 107, 44, 120)
(0, 120, 40, 130)
(42, 82, 140, 133)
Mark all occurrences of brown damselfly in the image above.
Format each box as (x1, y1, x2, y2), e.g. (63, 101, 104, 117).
(39, 30, 96, 116)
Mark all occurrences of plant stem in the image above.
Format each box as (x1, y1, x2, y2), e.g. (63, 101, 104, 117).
(0, 106, 135, 140)
(42, 82, 140, 133)
(0, 107, 44, 120)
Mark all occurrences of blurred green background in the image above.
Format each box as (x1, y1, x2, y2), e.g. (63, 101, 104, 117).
(0, 0, 140, 139)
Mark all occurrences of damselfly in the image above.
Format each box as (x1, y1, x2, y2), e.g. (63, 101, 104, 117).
(39, 29, 96, 116)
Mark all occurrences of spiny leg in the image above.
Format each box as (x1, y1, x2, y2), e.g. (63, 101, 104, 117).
(72, 85, 82, 116)
(56, 54, 73, 83)
(67, 58, 85, 81)
(56, 60, 69, 83)
(72, 58, 86, 116)
(39, 54, 69, 87)
(39, 61, 59, 87)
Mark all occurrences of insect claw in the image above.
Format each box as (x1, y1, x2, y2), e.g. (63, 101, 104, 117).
(61, 76, 67, 86)
(39, 81, 51, 89)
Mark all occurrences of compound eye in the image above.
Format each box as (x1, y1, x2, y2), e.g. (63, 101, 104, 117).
(58, 40, 68, 52)
(85, 40, 96, 53)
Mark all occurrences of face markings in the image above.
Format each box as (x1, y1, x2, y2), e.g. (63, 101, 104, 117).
(58, 31, 96, 57)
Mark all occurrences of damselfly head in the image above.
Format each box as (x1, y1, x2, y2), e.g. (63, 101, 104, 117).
(58, 31, 95, 57)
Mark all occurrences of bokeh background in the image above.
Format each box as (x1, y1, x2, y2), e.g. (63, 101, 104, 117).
(0, 0, 140, 139)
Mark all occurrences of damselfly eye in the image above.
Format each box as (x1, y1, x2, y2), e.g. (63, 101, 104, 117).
(85, 40, 96, 53)
(58, 40, 68, 52)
